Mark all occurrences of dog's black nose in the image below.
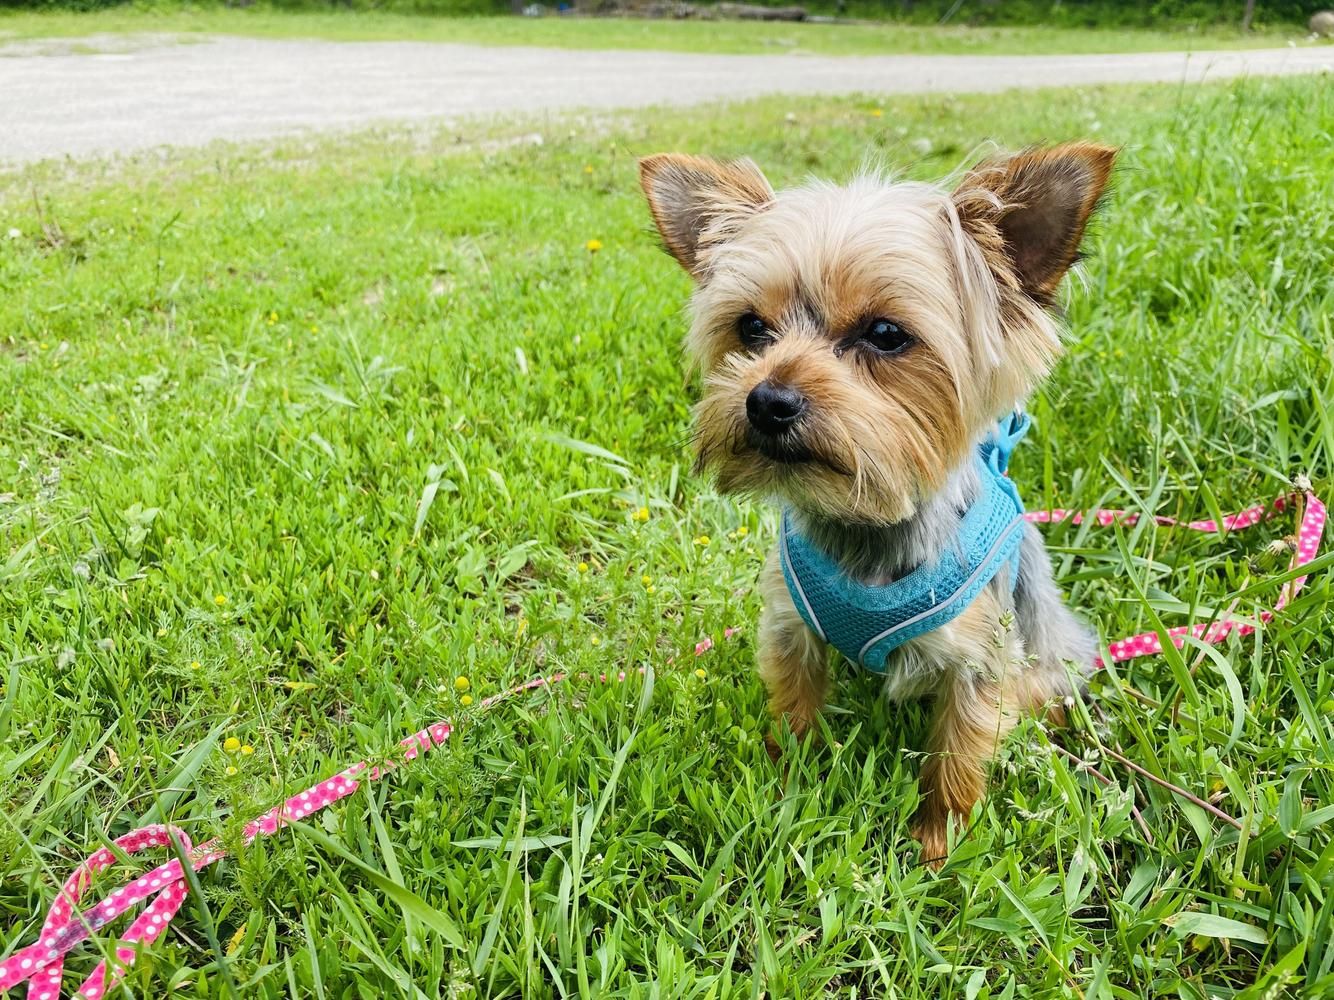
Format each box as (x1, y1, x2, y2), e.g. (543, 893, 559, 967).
(746, 380, 807, 436)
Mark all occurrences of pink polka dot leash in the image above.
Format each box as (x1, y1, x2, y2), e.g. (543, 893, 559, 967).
(0, 486, 1324, 998)
(0, 670, 642, 999)
(1024, 479, 1326, 666)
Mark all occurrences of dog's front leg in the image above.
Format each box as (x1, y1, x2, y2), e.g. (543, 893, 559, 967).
(757, 551, 829, 750)
(911, 672, 1021, 867)
(909, 593, 1031, 868)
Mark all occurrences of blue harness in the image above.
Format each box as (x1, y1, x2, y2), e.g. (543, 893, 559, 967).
(778, 412, 1031, 674)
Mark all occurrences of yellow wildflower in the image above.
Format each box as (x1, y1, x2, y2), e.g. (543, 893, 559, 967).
(460, 694, 473, 707)
(225, 765, 238, 776)
(190, 661, 202, 671)
(454, 676, 471, 693)
(585, 239, 603, 253)
(870, 108, 884, 118)
(226, 923, 247, 956)
(641, 575, 652, 586)
(214, 594, 228, 606)
(633, 506, 650, 522)
(646, 585, 656, 594)
(583, 164, 594, 175)
(240, 745, 255, 756)
(223, 737, 241, 752)
(156, 627, 167, 637)
(736, 525, 749, 537)
(694, 668, 707, 680)
(591, 636, 601, 646)
(694, 535, 711, 546)
(577, 561, 589, 574)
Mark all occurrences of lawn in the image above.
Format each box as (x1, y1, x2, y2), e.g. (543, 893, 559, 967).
(2, 75, 1333, 997)
(0, 6, 1316, 56)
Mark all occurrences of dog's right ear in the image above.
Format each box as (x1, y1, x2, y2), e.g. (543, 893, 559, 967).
(638, 154, 774, 278)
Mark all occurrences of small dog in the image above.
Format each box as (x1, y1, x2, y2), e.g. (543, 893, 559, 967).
(639, 143, 1116, 864)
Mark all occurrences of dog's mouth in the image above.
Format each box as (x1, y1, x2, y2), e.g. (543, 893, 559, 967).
(742, 427, 853, 478)
(746, 427, 815, 464)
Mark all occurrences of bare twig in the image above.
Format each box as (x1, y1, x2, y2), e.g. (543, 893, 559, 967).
(1053, 744, 1154, 845)
(29, 187, 67, 250)
(1098, 744, 1243, 831)
(1118, 684, 1160, 709)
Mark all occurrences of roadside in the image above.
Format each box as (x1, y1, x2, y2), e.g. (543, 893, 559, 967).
(1, 36, 1330, 166)
(0, 8, 1317, 58)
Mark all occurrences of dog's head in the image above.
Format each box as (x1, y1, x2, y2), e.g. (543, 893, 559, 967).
(639, 144, 1115, 525)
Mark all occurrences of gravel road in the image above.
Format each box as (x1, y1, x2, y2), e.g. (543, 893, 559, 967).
(2, 36, 1330, 164)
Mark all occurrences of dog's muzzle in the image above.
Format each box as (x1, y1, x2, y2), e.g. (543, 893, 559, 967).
(744, 380, 814, 463)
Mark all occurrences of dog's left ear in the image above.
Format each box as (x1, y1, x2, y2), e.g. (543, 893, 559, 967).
(953, 142, 1117, 304)
(638, 153, 774, 278)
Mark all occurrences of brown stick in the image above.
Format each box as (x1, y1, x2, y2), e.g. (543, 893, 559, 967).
(1052, 744, 1154, 845)
(716, 2, 806, 19)
(1099, 744, 1243, 830)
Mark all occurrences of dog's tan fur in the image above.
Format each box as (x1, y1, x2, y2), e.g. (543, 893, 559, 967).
(640, 143, 1114, 865)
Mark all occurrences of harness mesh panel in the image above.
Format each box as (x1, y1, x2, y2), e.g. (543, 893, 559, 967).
(779, 415, 1029, 673)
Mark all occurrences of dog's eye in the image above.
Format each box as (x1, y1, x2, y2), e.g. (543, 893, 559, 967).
(859, 318, 914, 355)
(737, 312, 770, 348)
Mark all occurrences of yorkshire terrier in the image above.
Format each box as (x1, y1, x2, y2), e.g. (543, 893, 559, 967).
(639, 142, 1116, 865)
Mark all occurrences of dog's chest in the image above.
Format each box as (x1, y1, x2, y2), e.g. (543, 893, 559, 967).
(873, 579, 1019, 697)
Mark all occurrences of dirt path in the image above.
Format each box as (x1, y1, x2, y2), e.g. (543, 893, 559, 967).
(2, 36, 1330, 164)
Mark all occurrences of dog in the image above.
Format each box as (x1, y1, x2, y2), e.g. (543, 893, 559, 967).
(638, 142, 1116, 865)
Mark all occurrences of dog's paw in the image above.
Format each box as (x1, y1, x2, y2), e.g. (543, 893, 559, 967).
(912, 828, 948, 870)
(910, 808, 953, 870)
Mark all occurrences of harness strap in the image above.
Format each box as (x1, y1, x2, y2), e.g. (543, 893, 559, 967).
(779, 414, 1031, 672)
(991, 410, 1031, 473)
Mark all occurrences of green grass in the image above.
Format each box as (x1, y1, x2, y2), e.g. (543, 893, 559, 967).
(2, 75, 1333, 997)
(0, 6, 1317, 55)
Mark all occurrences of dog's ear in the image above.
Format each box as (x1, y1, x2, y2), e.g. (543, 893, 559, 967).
(953, 142, 1117, 303)
(638, 153, 774, 278)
